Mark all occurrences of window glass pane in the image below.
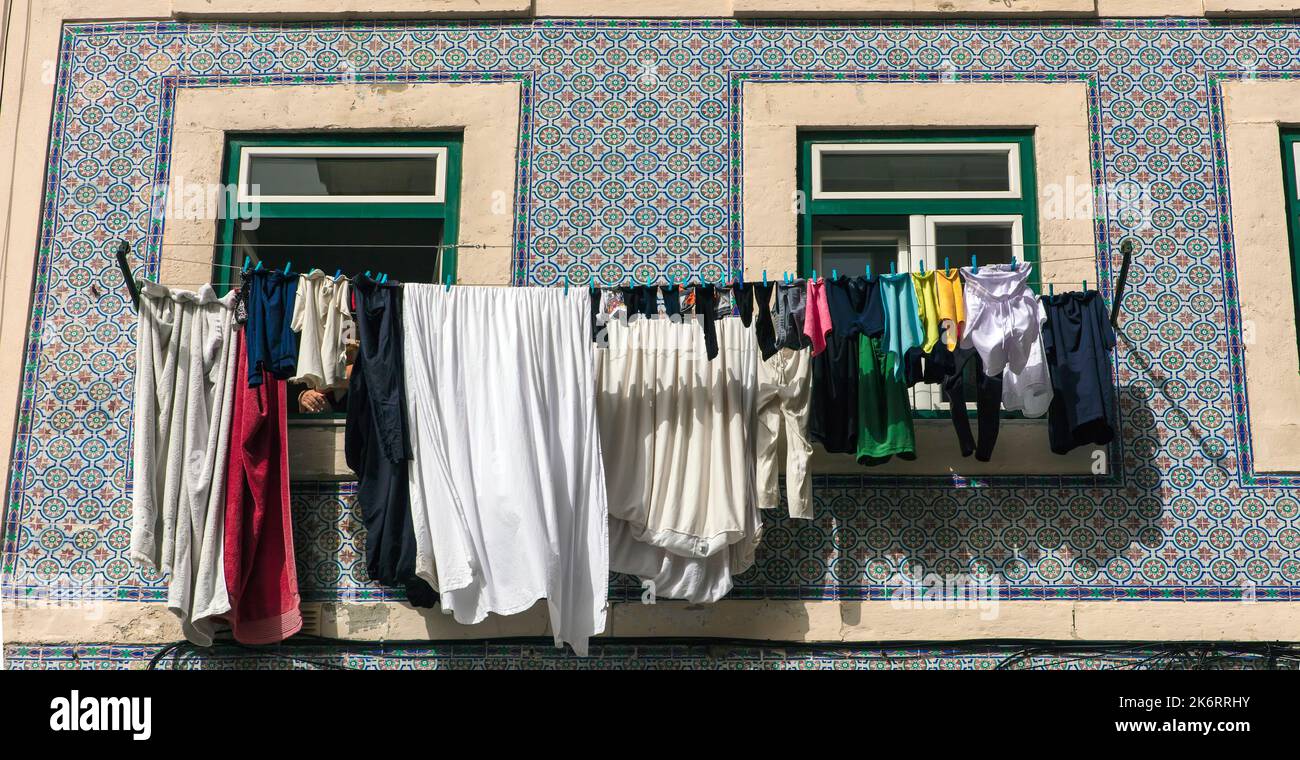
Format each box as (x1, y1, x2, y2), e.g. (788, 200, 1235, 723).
(234, 217, 444, 283)
(246, 154, 439, 197)
(821, 239, 899, 276)
(820, 149, 1010, 194)
(933, 223, 1014, 267)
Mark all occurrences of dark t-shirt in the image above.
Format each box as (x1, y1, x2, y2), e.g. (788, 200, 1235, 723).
(1041, 291, 1118, 454)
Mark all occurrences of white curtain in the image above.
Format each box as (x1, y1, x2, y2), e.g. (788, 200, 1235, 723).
(596, 315, 762, 603)
(131, 281, 238, 646)
(403, 285, 608, 656)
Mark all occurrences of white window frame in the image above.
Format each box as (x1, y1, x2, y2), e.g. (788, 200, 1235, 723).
(236, 145, 448, 204)
(811, 142, 1022, 201)
(920, 214, 1025, 270)
(1293, 142, 1300, 198)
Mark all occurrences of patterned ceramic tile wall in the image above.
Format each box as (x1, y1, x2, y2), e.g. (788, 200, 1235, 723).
(5, 19, 1300, 618)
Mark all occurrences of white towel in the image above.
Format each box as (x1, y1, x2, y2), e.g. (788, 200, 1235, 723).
(403, 285, 609, 656)
(130, 280, 238, 645)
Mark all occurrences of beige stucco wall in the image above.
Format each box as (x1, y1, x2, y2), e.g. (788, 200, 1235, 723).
(743, 80, 1101, 476)
(9, 598, 1300, 644)
(1222, 80, 1300, 474)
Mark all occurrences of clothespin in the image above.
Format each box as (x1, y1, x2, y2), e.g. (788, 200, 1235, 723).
(1082, 279, 1087, 291)
(334, 268, 342, 279)
(812, 269, 817, 282)
(970, 255, 978, 274)
(919, 259, 925, 274)
(283, 261, 292, 275)
(365, 270, 372, 279)
(255, 260, 264, 271)
(944, 257, 949, 273)
(762, 270, 767, 287)
(890, 261, 896, 275)
(1049, 283, 1055, 296)
(563, 274, 569, 295)
(865, 264, 872, 280)
(1011, 256, 1018, 269)
(445, 274, 453, 291)
(243, 256, 251, 270)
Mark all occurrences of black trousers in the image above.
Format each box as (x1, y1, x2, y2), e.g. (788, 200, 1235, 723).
(941, 347, 1003, 462)
(345, 277, 437, 608)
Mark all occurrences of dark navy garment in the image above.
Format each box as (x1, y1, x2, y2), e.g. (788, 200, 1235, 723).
(693, 285, 720, 360)
(904, 341, 1003, 461)
(242, 269, 299, 387)
(750, 282, 779, 360)
(810, 276, 871, 454)
(1041, 291, 1118, 455)
(345, 276, 437, 608)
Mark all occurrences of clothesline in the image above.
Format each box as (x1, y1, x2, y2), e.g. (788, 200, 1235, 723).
(135, 240, 1134, 250)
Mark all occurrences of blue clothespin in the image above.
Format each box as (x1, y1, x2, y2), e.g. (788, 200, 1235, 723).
(445, 274, 453, 291)
(762, 270, 767, 287)
(255, 260, 263, 271)
(1011, 256, 1018, 269)
(563, 274, 569, 295)
(283, 261, 292, 275)
(866, 264, 872, 280)
(919, 259, 925, 274)
(812, 269, 818, 282)
(890, 261, 896, 275)
(365, 270, 372, 279)
(971, 255, 978, 274)
(243, 256, 251, 270)
(944, 257, 950, 272)
(334, 268, 342, 279)
(1049, 283, 1055, 296)
(831, 269, 838, 281)
(1082, 279, 1087, 291)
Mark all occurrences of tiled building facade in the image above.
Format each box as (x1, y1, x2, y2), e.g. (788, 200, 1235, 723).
(2, 2, 1300, 669)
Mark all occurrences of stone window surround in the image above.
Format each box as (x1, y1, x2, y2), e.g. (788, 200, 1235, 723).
(1222, 80, 1300, 474)
(743, 80, 1103, 475)
(158, 82, 522, 478)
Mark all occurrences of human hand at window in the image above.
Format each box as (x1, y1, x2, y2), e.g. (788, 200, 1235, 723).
(298, 389, 329, 413)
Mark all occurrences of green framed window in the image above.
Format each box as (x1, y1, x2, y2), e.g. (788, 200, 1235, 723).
(797, 130, 1039, 416)
(216, 132, 462, 294)
(216, 132, 462, 418)
(1281, 129, 1300, 368)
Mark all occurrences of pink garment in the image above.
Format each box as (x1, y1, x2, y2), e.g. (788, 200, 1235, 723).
(223, 329, 302, 644)
(803, 278, 832, 356)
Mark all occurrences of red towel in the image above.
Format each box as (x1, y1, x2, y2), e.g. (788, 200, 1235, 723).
(224, 329, 302, 644)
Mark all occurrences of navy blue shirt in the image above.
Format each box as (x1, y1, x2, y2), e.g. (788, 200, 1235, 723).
(1041, 291, 1118, 454)
(242, 269, 299, 387)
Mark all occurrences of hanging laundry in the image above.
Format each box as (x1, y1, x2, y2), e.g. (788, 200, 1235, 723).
(912, 345, 1003, 461)
(290, 270, 354, 391)
(803, 277, 832, 356)
(240, 268, 299, 387)
(809, 276, 870, 454)
(1002, 335, 1053, 419)
(344, 276, 436, 608)
(130, 281, 238, 646)
(223, 328, 302, 644)
(597, 315, 761, 603)
(934, 267, 966, 350)
(773, 278, 811, 351)
(692, 284, 722, 360)
(879, 272, 925, 380)
(856, 276, 917, 465)
(911, 270, 942, 353)
(403, 285, 608, 656)
(1041, 290, 1118, 454)
(745, 282, 779, 360)
(756, 346, 813, 519)
(959, 263, 1044, 376)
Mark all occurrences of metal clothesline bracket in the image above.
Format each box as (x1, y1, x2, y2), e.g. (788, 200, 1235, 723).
(116, 239, 140, 312)
(1110, 239, 1135, 329)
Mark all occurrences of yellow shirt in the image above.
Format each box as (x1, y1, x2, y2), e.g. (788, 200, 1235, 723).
(911, 271, 941, 353)
(935, 268, 965, 350)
